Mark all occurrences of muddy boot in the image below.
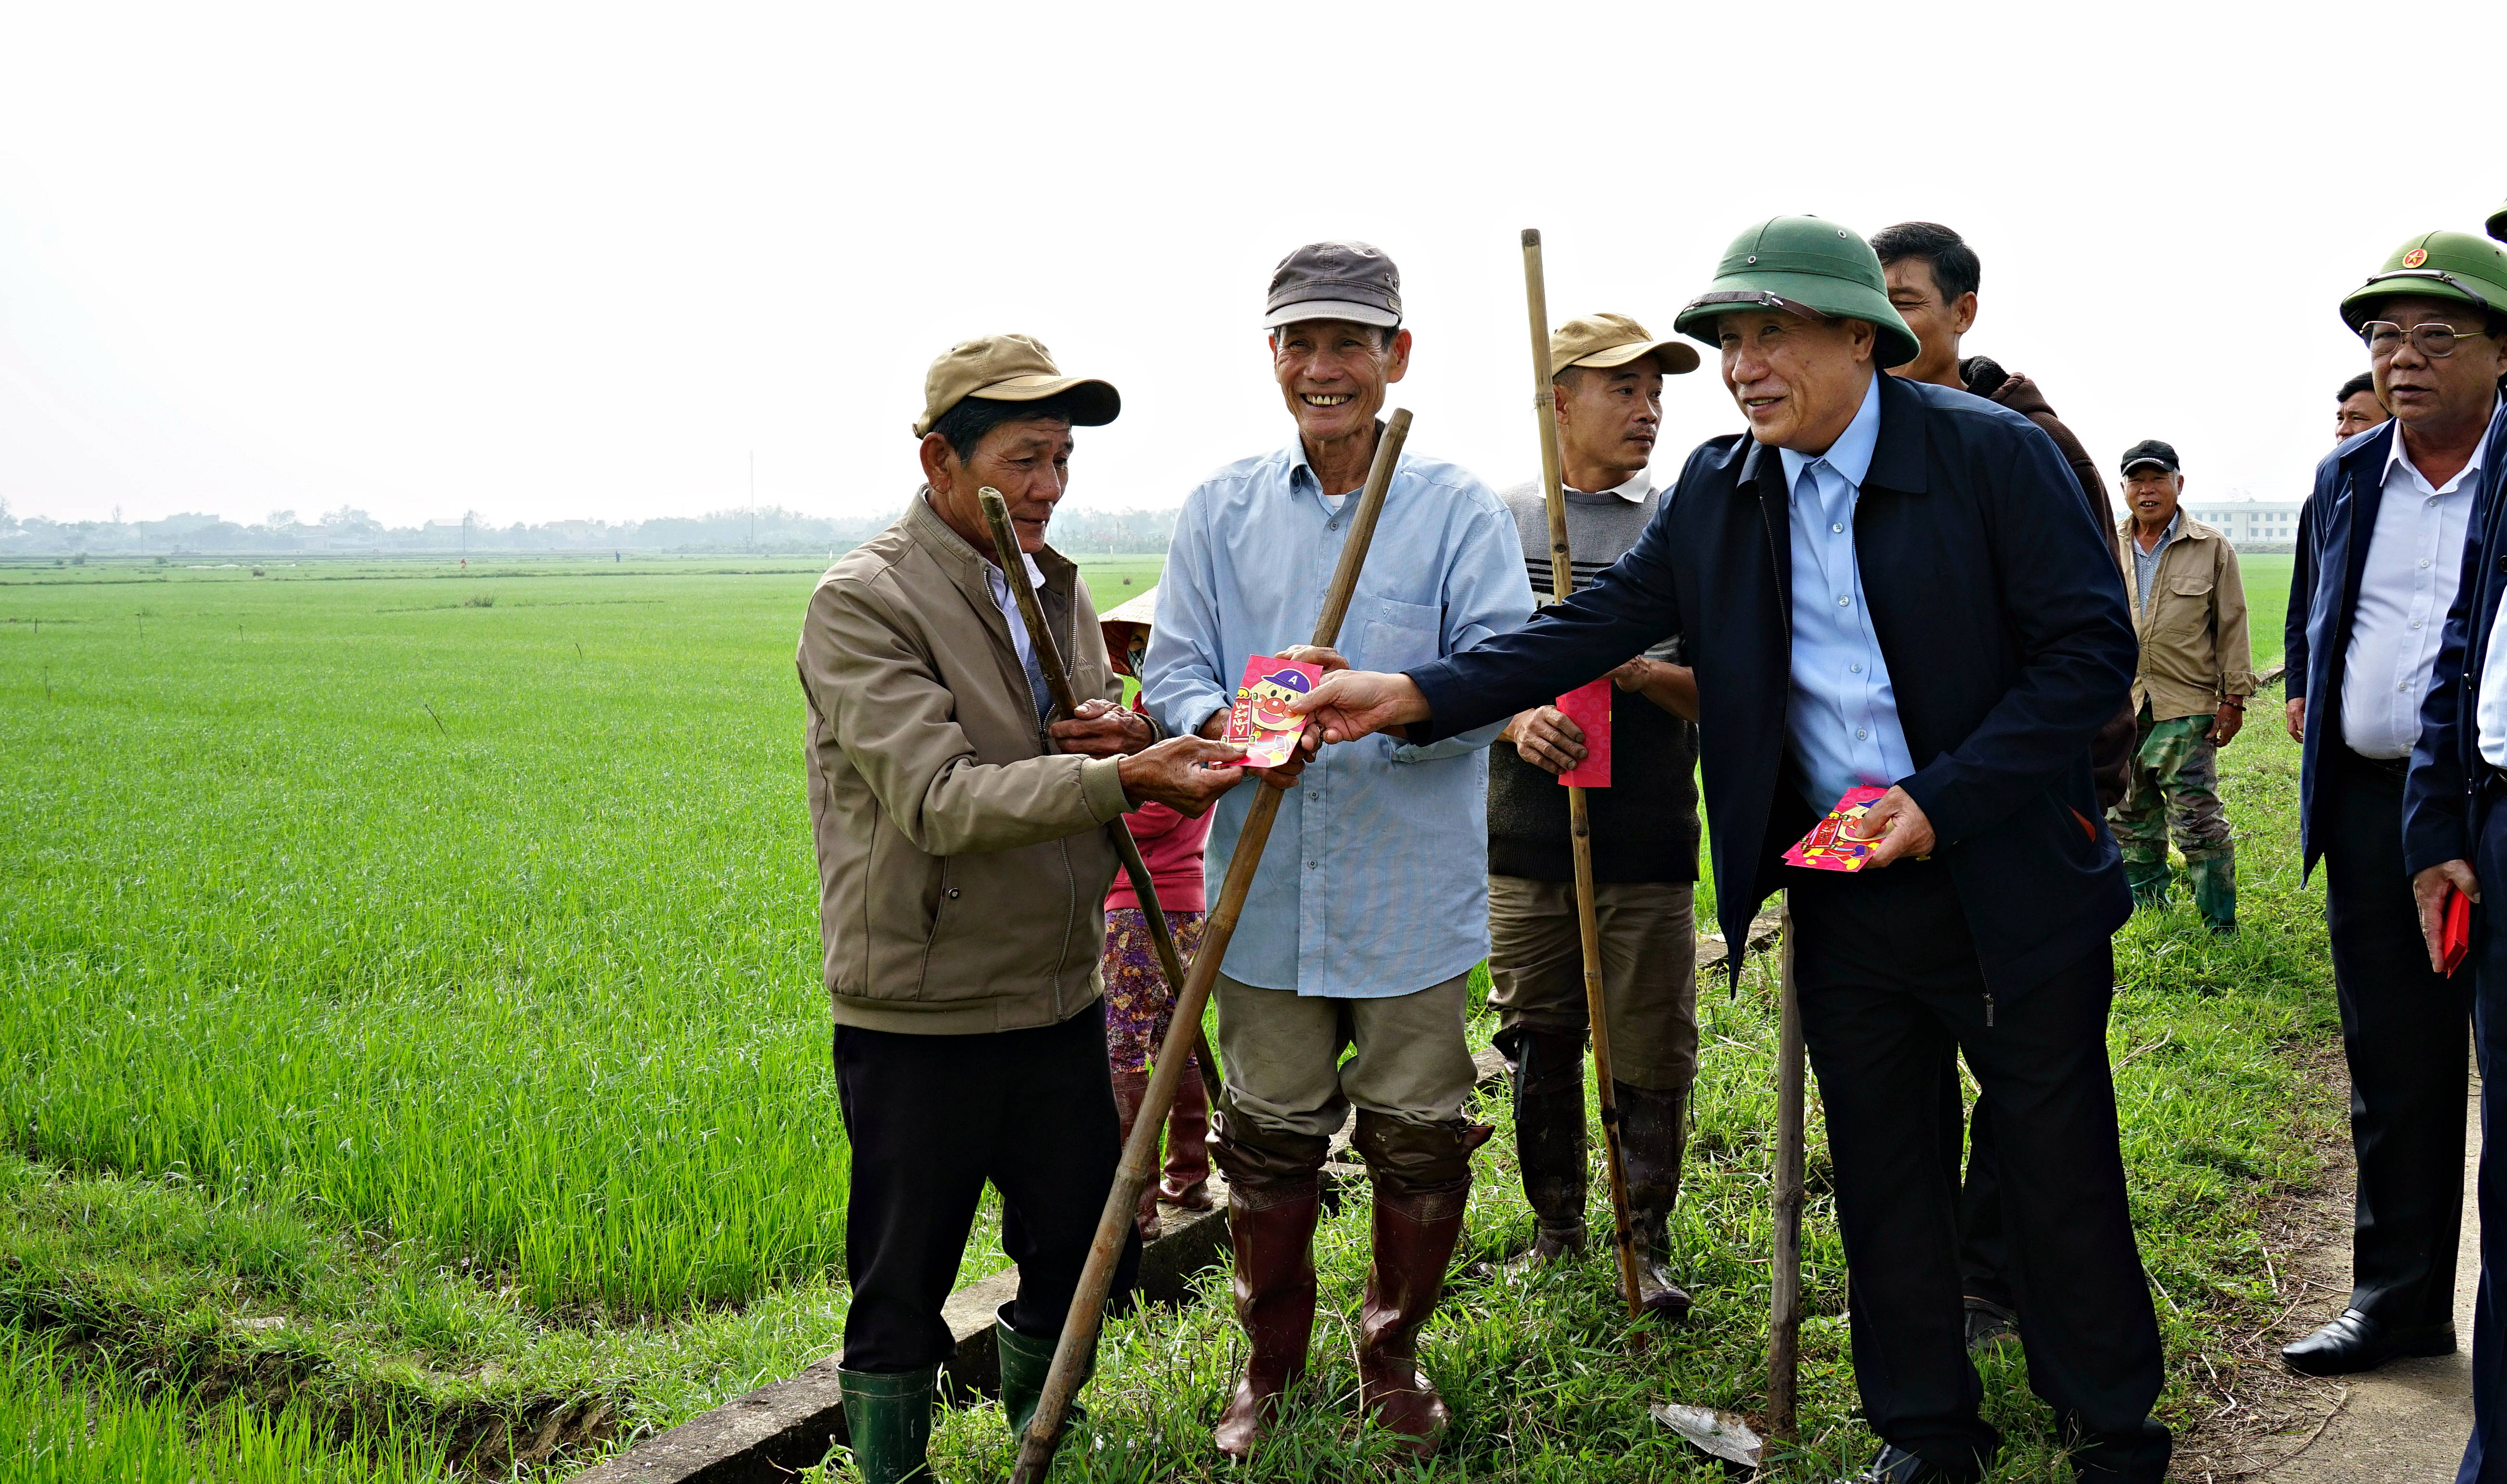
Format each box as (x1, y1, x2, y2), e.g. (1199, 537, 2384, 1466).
(1616, 1081, 1693, 1322)
(838, 1365, 936, 1484)
(1159, 1061, 1213, 1211)
(1108, 1067, 1162, 1241)
(1495, 1024, 1587, 1269)
(2183, 843, 2236, 934)
(1353, 1113, 1485, 1458)
(2121, 849, 2171, 911)
(994, 1304, 1089, 1460)
(1210, 1118, 1327, 1461)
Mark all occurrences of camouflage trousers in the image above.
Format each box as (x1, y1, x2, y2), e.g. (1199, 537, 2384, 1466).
(2109, 706, 2235, 930)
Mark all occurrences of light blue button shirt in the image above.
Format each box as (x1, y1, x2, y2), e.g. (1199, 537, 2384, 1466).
(1778, 373, 1916, 811)
(1142, 437, 1535, 997)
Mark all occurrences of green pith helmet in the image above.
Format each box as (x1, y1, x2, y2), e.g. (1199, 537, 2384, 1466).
(2338, 230, 2507, 329)
(1672, 216, 1919, 368)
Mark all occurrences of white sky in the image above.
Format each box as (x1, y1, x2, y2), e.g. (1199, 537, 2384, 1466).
(3, 3, 2503, 530)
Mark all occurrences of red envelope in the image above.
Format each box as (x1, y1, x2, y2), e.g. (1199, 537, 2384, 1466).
(1556, 679, 1612, 788)
(2443, 887, 2473, 977)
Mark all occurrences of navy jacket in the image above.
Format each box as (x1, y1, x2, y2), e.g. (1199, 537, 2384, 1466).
(2400, 404, 2507, 876)
(2287, 420, 2408, 875)
(1407, 373, 2136, 997)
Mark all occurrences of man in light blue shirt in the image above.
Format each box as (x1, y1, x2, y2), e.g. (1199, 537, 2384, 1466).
(1141, 240, 1533, 1462)
(1780, 371, 1918, 810)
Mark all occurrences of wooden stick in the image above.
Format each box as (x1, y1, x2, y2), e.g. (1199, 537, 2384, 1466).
(975, 487, 1222, 1095)
(1007, 411, 1414, 1484)
(1769, 897, 1805, 1439)
(1521, 228, 1645, 1322)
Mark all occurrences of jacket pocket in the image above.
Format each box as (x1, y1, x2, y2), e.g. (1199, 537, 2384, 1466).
(2157, 574, 2214, 637)
(1357, 594, 1442, 672)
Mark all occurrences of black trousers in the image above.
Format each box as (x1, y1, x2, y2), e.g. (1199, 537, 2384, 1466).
(1940, 1072, 2017, 1312)
(1791, 859, 2167, 1478)
(833, 1000, 1143, 1373)
(2322, 746, 2472, 1329)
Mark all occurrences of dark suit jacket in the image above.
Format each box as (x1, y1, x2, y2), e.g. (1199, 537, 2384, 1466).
(2288, 420, 2416, 875)
(2401, 403, 2507, 876)
(1407, 373, 2136, 998)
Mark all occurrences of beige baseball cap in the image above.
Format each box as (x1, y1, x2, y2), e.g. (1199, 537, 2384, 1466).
(914, 333, 1121, 438)
(1549, 312, 1701, 379)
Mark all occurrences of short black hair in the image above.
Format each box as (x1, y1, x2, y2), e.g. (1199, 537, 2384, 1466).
(1871, 220, 1981, 303)
(2337, 371, 2377, 402)
(930, 389, 1090, 461)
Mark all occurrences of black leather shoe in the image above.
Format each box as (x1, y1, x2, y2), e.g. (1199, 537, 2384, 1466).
(1836, 1444, 1976, 1484)
(2281, 1307, 2455, 1376)
(1962, 1297, 2019, 1355)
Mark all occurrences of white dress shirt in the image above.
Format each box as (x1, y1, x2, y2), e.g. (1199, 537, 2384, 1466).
(982, 550, 1049, 671)
(2344, 422, 2481, 758)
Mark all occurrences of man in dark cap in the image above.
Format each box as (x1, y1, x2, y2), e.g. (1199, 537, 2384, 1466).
(1140, 242, 1534, 1460)
(2286, 233, 2505, 1386)
(2111, 439, 2250, 933)
(797, 334, 1248, 1484)
(1294, 217, 2168, 1483)
(1484, 312, 1704, 1316)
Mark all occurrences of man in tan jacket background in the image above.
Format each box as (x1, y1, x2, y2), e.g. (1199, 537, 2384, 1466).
(2110, 438, 2254, 932)
(796, 333, 1246, 1484)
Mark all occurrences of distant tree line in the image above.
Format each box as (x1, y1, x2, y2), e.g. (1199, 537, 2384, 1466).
(0, 498, 1181, 559)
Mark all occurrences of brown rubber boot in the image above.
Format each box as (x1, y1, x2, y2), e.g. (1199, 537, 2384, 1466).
(1159, 1061, 1214, 1211)
(1497, 1025, 1587, 1270)
(1209, 1171, 1321, 1459)
(1615, 1080, 1692, 1321)
(1108, 1068, 1161, 1241)
(1350, 1113, 1487, 1458)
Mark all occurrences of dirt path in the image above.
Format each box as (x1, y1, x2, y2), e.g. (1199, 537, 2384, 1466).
(2261, 1083, 2479, 1483)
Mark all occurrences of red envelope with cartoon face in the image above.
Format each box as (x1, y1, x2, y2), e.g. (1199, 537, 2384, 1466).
(1556, 678, 1612, 788)
(1225, 656, 1323, 768)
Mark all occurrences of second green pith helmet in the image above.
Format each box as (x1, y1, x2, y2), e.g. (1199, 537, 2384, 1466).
(1672, 216, 1920, 369)
(2338, 230, 2507, 329)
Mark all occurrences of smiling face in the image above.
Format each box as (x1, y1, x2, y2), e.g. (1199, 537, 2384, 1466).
(1271, 319, 1411, 446)
(918, 414, 1074, 559)
(2366, 294, 2507, 434)
(1882, 257, 1977, 388)
(1555, 362, 1665, 486)
(1715, 309, 1877, 454)
(2122, 466, 2183, 530)
(2335, 388, 2388, 443)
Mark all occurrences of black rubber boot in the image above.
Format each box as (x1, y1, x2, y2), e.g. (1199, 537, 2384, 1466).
(994, 1305, 1089, 1458)
(1615, 1080, 1694, 1321)
(1499, 1025, 1589, 1266)
(838, 1365, 937, 1484)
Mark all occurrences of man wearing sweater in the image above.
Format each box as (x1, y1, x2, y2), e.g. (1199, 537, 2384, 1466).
(1485, 313, 1704, 1318)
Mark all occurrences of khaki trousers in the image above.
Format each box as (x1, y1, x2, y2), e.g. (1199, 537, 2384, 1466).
(1212, 970, 1479, 1141)
(1486, 876, 1699, 1092)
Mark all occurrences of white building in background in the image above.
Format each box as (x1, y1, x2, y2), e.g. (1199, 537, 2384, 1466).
(2184, 497, 2303, 550)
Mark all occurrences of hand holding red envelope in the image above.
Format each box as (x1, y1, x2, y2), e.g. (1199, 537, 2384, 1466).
(1784, 786, 1896, 872)
(1555, 679, 1612, 788)
(1224, 655, 1323, 768)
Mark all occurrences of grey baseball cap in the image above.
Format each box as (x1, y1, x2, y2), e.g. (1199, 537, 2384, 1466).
(1265, 240, 1402, 329)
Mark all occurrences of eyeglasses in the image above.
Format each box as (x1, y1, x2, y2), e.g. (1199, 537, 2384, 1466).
(2361, 320, 2485, 359)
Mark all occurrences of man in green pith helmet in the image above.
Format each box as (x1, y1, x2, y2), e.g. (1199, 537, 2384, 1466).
(1295, 215, 2167, 1484)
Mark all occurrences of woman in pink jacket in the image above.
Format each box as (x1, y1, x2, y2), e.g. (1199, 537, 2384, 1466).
(1099, 589, 1212, 1239)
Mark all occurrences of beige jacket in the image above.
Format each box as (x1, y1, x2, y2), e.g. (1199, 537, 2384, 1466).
(797, 493, 1135, 1034)
(2121, 512, 2255, 723)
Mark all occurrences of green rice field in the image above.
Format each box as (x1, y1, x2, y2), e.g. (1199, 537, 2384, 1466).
(0, 546, 2337, 1479)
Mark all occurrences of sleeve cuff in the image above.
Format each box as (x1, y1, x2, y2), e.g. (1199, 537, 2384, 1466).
(1081, 756, 1133, 824)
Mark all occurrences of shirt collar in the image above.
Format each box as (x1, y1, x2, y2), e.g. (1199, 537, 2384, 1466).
(984, 551, 1048, 595)
(1776, 372, 1883, 495)
(2385, 397, 2499, 496)
(1566, 468, 1655, 503)
(2138, 509, 2182, 552)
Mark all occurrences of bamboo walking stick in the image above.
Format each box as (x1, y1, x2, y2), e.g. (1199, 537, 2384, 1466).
(976, 487, 1223, 1096)
(1007, 410, 1414, 1484)
(1519, 228, 1645, 1322)
(1769, 900, 1805, 1438)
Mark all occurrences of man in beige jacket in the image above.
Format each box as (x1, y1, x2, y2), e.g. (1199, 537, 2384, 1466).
(796, 333, 1247, 1484)
(2111, 438, 2254, 932)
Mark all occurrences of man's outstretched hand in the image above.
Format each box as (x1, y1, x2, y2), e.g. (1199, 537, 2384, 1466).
(1050, 697, 1157, 758)
(1842, 786, 1936, 869)
(1116, 737, 1250, 816)
(1291, 670, 1433, 744)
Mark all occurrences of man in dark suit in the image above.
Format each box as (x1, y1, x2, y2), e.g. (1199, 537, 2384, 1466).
(2384, 230, 2507, 1484)
(2283, 231, 2507, 1380)
(1297, 217, 2165, 1484)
